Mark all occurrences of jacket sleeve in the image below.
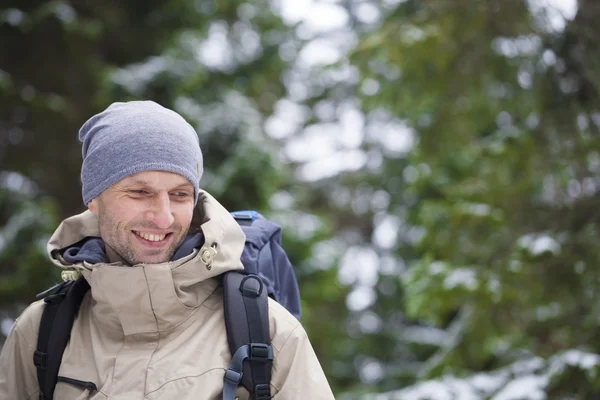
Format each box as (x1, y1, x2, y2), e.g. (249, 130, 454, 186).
(269, 303, 335, 399)
(0, 302, 43, 400)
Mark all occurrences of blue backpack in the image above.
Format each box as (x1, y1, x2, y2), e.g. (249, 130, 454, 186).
(33, 211, 301, 400)
(231, 210, 300, 320)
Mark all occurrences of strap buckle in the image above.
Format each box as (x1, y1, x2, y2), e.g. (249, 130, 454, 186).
(255, 383, 271, 399)
(33, 351, 47, 370)
(224, 368, 243, 385)
(249, 343, 272, 362)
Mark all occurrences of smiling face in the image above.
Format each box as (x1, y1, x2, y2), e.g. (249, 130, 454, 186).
(88, 170, 196, 266)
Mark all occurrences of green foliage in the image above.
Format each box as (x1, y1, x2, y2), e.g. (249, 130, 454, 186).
(366, 350, 600, 399)
(0, 176, 57, 305)
(345, 0, 600, 396)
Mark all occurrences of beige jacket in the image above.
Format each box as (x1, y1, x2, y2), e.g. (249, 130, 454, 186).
(0, 191, 334, 399)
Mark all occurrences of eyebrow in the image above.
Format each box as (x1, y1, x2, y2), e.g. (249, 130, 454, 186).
(126, 179, 193, 189)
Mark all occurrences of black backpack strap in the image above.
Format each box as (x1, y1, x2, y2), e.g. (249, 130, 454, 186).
(34, 276, 90, 400)
(222, 271, 272, 400)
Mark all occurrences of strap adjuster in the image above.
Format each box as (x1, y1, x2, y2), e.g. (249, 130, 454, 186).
(255, 383, 271, 399)
(249, 343, 272, 362)
(33, 350, 47, 370)
(224, 368, 243, 385)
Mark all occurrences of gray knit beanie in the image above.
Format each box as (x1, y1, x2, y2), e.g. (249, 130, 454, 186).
(79, 101, 203, 205)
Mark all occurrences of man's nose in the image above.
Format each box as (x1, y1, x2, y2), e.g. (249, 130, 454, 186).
(147, 192, 175, 229)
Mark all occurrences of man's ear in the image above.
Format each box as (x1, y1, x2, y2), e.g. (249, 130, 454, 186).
(88, 198, 98, 213)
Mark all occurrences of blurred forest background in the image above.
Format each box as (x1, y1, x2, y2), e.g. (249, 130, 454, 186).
(1, 0, 600, 398)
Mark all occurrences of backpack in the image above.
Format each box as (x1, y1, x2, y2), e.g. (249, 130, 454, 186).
(33, 210, 300, 400)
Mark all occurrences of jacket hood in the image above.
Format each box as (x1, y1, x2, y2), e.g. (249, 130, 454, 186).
(45, 190, 246, 334)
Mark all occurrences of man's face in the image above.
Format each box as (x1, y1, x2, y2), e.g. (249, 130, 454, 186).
(88, 170, 195, 265)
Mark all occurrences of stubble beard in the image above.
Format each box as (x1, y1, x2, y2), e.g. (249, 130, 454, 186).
(97, 210, 189, 266)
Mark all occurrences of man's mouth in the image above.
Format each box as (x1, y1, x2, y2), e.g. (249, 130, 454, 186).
(132, 230, 172, 242)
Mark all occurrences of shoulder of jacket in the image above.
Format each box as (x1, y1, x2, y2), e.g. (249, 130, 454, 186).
(11, 299, 46, 348)
(267, 298, 307, 353)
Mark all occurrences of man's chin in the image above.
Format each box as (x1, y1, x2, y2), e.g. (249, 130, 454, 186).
(129, 233, 180, 264)
(132, 253, 172, 265)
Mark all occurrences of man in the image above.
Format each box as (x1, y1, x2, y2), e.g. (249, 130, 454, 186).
(0, 101, 335, 399)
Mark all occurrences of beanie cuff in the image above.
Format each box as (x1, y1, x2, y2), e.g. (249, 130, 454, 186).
(82, 162, 200, 205)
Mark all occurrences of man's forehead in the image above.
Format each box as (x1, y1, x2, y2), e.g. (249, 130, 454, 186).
(119, 171, 193, 187)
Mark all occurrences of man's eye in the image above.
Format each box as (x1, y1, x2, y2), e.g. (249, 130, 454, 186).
(172, 192, 191, 198)
(130, 189, 149, 195)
